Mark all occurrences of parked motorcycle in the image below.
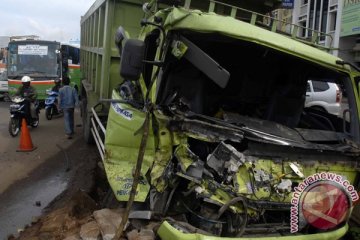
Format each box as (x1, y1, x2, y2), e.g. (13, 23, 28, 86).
(9, 96, 40, 137)
(45, 90, 62, 120)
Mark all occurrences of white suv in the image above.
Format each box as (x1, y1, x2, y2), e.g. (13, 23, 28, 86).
(305, 80, 342, 116)
(0, 70, 7, 93)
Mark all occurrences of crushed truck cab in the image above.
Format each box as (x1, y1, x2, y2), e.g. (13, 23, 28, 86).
(81, 0, 360, 238)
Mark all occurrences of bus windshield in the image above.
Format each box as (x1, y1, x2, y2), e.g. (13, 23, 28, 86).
(7, 41, 60, 79)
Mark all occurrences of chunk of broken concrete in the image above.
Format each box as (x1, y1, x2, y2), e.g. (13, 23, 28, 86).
(126, 229, 155, 240)
(93, 208, 127, 240)
(79, 221, 101, 240)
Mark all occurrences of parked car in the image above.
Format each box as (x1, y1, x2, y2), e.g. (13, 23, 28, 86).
(0, 70, 8, 100)
(305, 80, 342, 116)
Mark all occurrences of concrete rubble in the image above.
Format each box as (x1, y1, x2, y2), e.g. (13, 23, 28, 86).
(13, 191, 156, 240)
(93, 209, 123, 240)
(80, 221, 101, 240)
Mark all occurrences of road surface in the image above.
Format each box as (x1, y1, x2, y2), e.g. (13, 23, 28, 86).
(0, 101, 83, 193)
(0, 101, 86, 238)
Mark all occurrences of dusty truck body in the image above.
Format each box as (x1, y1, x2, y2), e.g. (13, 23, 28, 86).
(81, 0, 360, 239)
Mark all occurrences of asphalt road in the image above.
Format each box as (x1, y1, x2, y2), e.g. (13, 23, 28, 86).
(0, 101, 81, 185)
(0, 101, 71, 151)
(0, 101, 84, 239)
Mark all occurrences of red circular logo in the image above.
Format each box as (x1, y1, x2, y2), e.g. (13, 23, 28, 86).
(301, 182, 350, 230)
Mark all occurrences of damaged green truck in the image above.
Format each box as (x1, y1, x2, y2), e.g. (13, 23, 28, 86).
(80, 0, 360, 238)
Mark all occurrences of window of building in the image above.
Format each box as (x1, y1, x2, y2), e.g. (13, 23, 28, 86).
(320, 0, 329, 41)
(329, 5, 337, 12)
(309, 0, 315, 37)
(314, 0, 321, 31)
(329, 12, 337, 32)
(299, 21, 307, 37)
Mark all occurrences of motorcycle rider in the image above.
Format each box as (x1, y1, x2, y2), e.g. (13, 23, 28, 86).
(15, 76, 38, 120)
(51, 79, 61, 112)
(52, 79, 61, 92)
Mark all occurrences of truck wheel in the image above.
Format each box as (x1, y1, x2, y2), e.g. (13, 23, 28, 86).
(82, 98, 94, 144)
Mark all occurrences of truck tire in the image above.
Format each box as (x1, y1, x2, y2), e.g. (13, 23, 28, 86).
(81, 98, 94, 144)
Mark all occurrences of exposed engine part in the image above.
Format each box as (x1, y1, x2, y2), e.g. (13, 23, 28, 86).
(149, 189, 169, 213)
(207, 142, 245, 181)
(186, 160, 205, 180)
(253, 169, 271, 185)
(195, 186, 205, 194)
(225, 158, 243, 173)
(216, 196, 248, 237)
(247, 200, 291, 210)
(181, 199, 226, 236)
(174, 144, 199, 173)
(275, 179, 292, 193)
(246, 159, 273, 194)
(289, 162, 304, 178)
(163, 182, 180, 215)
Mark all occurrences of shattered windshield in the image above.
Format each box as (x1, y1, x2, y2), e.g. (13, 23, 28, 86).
(156, 32, 359, 151)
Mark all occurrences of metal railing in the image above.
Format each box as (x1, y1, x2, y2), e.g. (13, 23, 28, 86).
(91, 107, 106, 160)
(182, 0, 333, 51)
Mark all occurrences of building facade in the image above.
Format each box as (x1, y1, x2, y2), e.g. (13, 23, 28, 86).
(289, 0, 360, 67)
(0, 36, 10, 49)
(340, 1, 360, 65)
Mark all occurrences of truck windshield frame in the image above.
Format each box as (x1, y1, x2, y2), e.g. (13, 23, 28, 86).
(156, 31, 360, 145)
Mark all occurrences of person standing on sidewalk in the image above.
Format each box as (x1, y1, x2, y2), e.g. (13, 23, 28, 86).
(59, 76, 78, 139)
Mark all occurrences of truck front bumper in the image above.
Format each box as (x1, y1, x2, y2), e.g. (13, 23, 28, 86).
(157, 221, 348, 240)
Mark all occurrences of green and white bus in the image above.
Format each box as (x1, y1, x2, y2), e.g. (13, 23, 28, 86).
(7, 40, 81, 101)
(7, 40, 61, 100)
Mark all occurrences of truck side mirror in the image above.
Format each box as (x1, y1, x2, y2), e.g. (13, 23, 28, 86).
(120, 39, 145, 81)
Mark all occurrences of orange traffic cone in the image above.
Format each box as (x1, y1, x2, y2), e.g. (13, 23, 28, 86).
(17, 118, 37, 152)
